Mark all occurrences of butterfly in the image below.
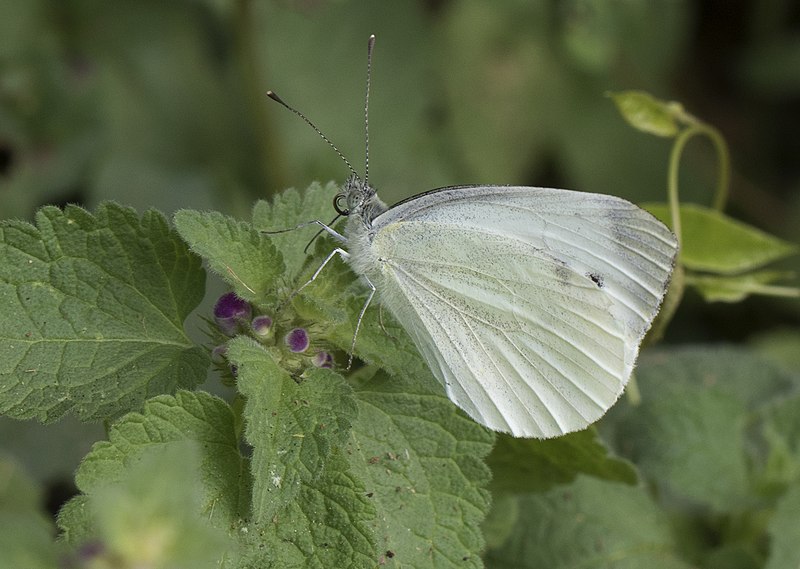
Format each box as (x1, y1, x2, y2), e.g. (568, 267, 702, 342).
(268, 35, 678, 438)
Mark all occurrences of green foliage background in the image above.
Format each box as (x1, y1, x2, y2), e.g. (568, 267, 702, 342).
(1, 1, 800, 568)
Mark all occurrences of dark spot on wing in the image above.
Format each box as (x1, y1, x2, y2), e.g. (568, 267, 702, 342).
(587, 272, 604, 288)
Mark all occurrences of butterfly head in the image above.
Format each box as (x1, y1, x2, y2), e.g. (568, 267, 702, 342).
(335, 173, 385, 224)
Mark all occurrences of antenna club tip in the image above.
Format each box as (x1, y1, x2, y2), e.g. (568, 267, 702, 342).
(368, 34, 376, 45)
(266, 90, 283, 104)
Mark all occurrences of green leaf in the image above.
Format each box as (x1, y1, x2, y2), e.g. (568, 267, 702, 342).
(228, 336, 358, 521)
(0, 456, 58, 569)
(228, 338, 493, 568)
(766, 483, 800, 569)
(686, 270, 798, 302)
(609, 90, 682, 137)
(85, 443, 233, 569)
(227, 336, 376, 568)
(486, 429, 637, 494)
(0, 202, 208, 422)
(702, 544, 762, 569)
(755, 393, 800, 493)
(751, 329, 800, 373)
(481, 494, 518, 550)
(348, 369, 493, 568)
(251, 182, 341, 279)
(484, 476, 693, 568)
(56, 495, 93, 551)
(59, 390, 248, 545)
(644, 203, 799, 274)
(173, 209, 283, 304)
(601, 346, 797, 512)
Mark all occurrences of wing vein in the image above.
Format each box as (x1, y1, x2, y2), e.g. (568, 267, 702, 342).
(389, 262, 618, 431)
(393, 257, 625, 377)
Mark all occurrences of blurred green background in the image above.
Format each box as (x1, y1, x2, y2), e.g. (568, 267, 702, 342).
(1, 0, 799, 513)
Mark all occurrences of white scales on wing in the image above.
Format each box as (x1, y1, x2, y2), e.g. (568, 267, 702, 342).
(345, 182, 676, 437)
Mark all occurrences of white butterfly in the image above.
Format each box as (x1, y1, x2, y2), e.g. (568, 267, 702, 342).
(269, 36, 678, 438)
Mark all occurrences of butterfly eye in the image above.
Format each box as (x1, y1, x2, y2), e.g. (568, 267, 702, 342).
(333, 193, 351, 216)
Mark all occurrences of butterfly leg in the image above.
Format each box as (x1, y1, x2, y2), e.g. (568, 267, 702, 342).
(377, 303, 396, 342)
(348, 275, 376, 370)
(286, 247, 350, 308)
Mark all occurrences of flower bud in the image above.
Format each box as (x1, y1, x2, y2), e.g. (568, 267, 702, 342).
(251, 315, 273, 338)
(213, 292, 252, 335)
(285, 327, 310, 353)
(312, 351, 334, 369)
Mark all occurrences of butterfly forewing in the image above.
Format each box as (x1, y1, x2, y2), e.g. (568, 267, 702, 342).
(350, 185, 677, 438)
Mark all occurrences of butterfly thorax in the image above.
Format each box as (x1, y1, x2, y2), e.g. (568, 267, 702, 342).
(342, 176, 388, 283)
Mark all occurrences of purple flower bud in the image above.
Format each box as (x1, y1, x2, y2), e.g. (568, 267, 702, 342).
(285, 327, 310, 353)
(214, 292, 252, 335)
(313, 351, 334, 368)
(251, 315, 273, 338)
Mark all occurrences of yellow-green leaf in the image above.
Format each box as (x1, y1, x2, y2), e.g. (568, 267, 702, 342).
(644, 203, 798, 274)
(609, 90, 682, 137)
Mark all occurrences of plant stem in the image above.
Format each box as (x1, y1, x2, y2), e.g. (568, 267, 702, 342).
(666, 119, 732, 245)
(702, 123, 731, 211)
(751, 285, 800, 298)
(666, 127, 690, 244)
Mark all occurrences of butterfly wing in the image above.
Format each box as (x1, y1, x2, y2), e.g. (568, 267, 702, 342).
(360, 186, 677, 438)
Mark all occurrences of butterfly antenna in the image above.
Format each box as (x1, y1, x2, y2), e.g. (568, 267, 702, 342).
(363, 34, 375, 187)
(266, 90, 358, 179)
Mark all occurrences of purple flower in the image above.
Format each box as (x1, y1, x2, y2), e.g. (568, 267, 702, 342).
(285, 327, 310, 353)
(313, 351, 334, 368)
(251, 315, 273, 338)
(214, 292, 252, 335)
